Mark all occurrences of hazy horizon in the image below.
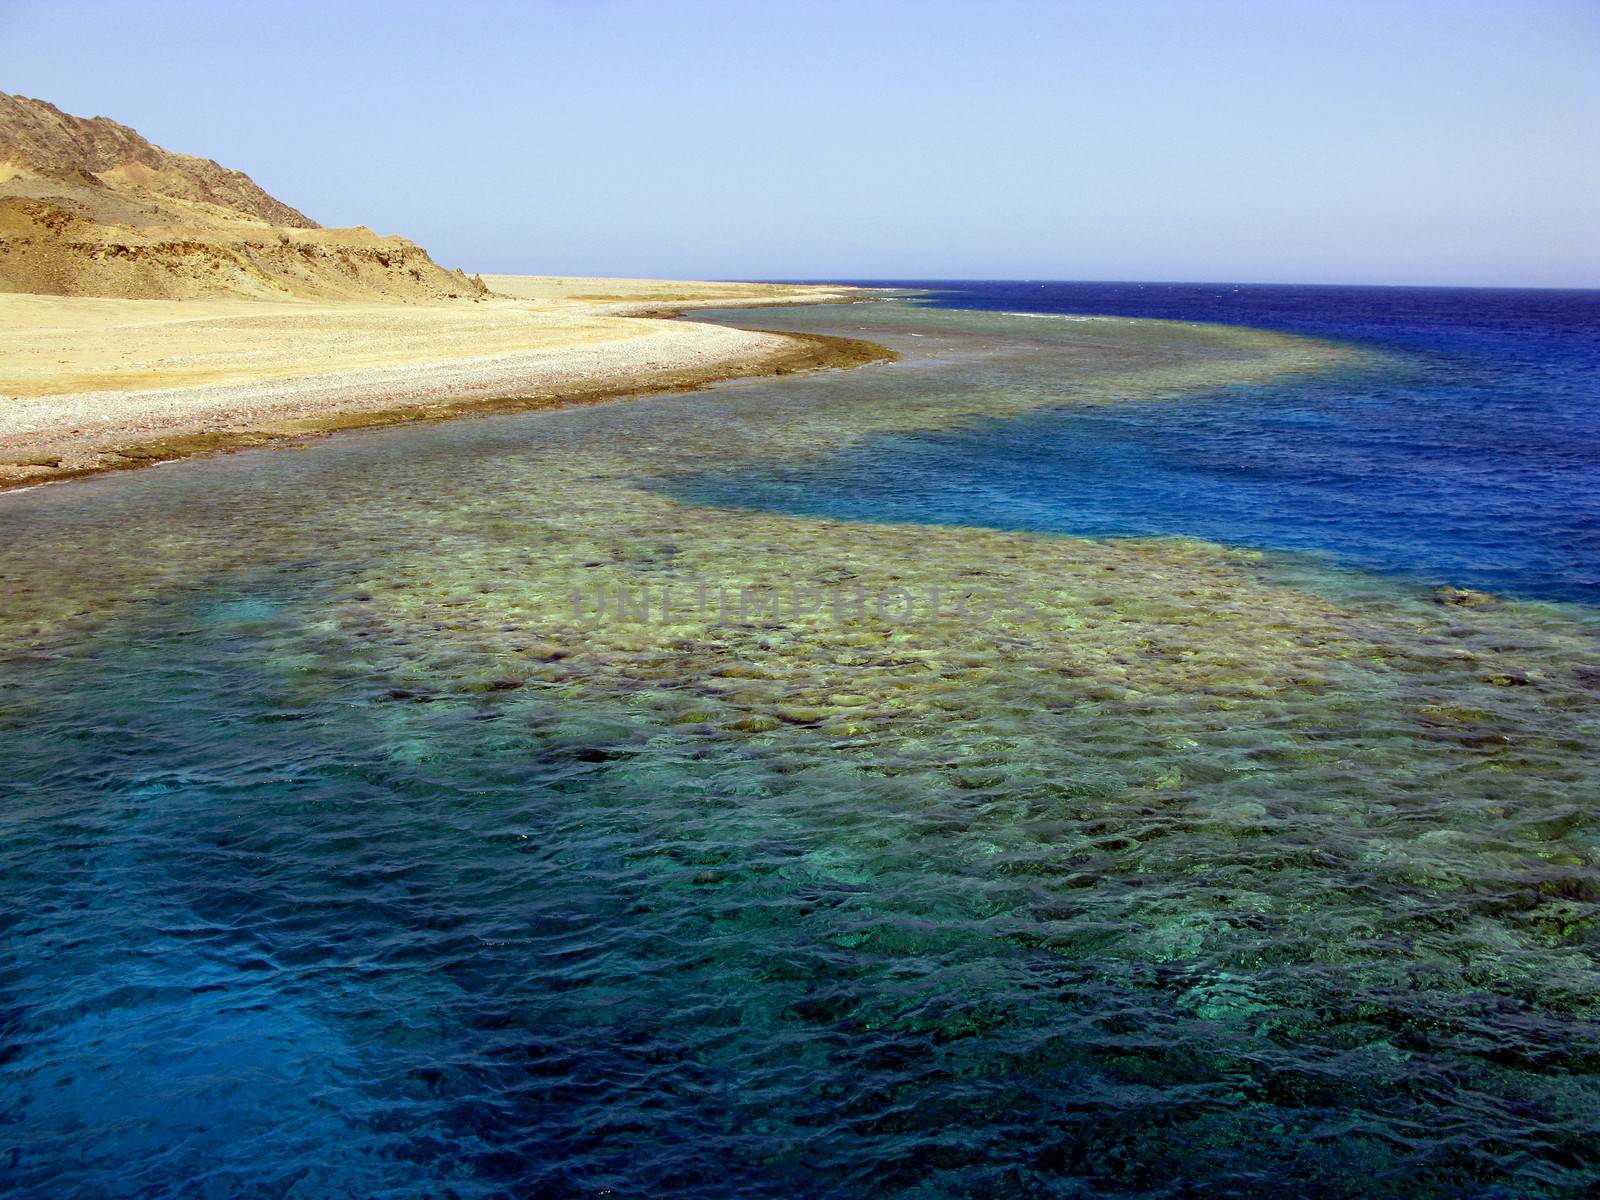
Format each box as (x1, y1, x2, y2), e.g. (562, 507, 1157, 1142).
(3, 0, 1595, 288)
(774, 277, 1600, 292)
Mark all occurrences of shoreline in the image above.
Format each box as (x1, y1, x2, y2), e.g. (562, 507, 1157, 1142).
(0, 277, 894, 491)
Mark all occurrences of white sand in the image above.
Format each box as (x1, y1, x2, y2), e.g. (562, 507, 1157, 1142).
(0, 276, 870, 485)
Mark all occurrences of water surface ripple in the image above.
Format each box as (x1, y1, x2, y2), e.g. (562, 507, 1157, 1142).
(1, 301, 1596, 1198)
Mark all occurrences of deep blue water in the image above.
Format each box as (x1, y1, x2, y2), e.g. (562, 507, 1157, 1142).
(727, 282, 1600, 604)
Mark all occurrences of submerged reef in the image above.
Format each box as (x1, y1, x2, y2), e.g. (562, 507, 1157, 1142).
(0, 303, 1595, 1197)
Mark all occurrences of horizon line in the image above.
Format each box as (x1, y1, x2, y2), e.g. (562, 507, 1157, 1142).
(750, 277, 1600, 294)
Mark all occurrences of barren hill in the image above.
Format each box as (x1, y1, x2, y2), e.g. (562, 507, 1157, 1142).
(0, 93, 487, 301)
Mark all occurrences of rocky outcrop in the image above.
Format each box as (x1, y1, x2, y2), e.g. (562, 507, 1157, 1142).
(0, 92, 489, 301)
(0, 92, 318, 228)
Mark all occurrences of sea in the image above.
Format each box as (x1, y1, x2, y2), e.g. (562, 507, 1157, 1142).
(715, 281, 1600, 604)
(1, 282, 1596, 1198)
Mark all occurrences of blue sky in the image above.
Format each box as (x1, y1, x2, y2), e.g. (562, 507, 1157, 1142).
(3, 0, 1596, 286)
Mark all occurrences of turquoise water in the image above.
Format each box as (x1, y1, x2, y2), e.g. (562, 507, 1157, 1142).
(1, 301, 1597, 1197)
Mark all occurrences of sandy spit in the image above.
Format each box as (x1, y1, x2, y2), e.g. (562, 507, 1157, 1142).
(0, 276, 891, 489)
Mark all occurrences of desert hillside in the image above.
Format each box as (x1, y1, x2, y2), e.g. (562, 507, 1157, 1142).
(0, 92, 487, 301)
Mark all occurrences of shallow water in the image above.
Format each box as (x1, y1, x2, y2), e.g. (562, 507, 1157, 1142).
(693, 283, 1600, 603)
(1, 303, 1596, 1198)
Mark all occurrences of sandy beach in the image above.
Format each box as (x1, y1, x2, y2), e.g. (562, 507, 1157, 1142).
(0, 275, 886, 488)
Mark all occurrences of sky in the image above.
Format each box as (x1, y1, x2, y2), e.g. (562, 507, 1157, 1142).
(2, 0, 1596, 286)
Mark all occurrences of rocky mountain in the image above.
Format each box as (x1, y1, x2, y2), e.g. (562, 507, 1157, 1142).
(0, 93, 488, 301)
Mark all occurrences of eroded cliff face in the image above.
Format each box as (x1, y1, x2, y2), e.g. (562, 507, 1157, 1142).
(0, 92, 489, 301)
